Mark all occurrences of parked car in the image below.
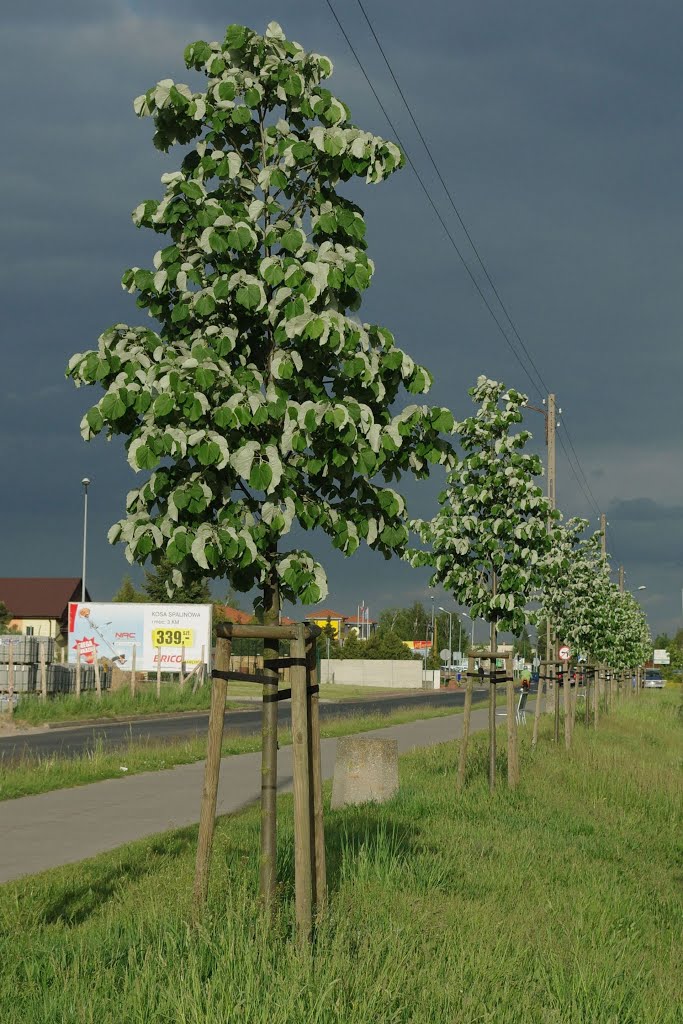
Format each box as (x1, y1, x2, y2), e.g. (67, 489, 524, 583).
(643, 669, 664, 689)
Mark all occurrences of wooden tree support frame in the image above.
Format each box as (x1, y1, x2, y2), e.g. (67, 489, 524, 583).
(466, 652, 515, 791)
(192, 621, 325, 942)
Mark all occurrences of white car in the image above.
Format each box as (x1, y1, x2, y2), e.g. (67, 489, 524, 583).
(643, 670, 664, 689)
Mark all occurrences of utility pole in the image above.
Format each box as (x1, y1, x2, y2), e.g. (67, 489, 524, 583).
(600, 513, 607, 558)
(528, 393, 558, 725)
(546, 394, 557, 734)
(619, 566, 624, 592)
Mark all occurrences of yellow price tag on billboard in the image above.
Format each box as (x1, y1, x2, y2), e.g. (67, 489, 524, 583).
(151, 628, 194, 648)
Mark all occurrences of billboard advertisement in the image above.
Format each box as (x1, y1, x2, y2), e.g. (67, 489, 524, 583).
(68, 602, 212, 673)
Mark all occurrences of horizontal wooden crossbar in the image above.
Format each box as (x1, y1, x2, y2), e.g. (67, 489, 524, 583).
(262, 684, 320, 704)
(212, 668, 274, 686)
(215, 622, 322, 642)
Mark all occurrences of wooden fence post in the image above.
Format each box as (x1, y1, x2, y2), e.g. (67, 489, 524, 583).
(94, 656, 102, 700)
(306, 634, 327, 915)
(291, 624, 312, 941)
(130, 646, 136, 697)
(8, 644, 14, 705)
(39, 643, 47, 703)
(192, 645, 205, 694)
(193, 628, 232, 917)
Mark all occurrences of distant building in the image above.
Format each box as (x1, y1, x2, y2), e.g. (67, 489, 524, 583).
(220, 605, 297, 627)
(0, 578, 90, 649)
(305, 608, 348, 638)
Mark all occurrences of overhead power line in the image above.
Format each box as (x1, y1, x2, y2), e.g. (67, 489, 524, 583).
(323, 0, 541, 397)
(354, 0, 549, 400)
(325, 1, 608, 540)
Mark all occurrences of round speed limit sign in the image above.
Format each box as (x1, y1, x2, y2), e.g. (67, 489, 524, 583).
(558, 645, 571, 661)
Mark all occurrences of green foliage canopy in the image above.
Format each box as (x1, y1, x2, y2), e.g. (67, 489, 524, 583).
(67, 21, 454, 608)
(412, 377, 559, 635)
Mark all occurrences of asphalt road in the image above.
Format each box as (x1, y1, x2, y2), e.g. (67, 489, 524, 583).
(0, 688, 489, 762)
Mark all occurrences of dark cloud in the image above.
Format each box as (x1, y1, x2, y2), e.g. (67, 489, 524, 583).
(1, 1, 681, 632)
(610, 498, 683, 522)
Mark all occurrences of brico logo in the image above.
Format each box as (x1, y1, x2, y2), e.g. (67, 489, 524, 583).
(115, 632, 137, 639)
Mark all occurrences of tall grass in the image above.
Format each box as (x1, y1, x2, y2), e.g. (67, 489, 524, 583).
(13, 682, 214, 724)
(0, 694, 680, 1022)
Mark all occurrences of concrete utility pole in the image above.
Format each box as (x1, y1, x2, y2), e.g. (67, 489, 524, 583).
(529, 392, 558, 723)
(600, 513, 607, 558)
(546, 394, 557, 727)
(619, 565, 624, 593)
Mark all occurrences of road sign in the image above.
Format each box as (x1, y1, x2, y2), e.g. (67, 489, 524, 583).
(558, 645, 571, 662)
(439, 648, 451, 661)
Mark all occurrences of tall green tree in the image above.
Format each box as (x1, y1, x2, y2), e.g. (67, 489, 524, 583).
(66, 20, 454, 907)
(514, 627, 533, 661)
(412, 377, 559, 790)
(0, 601, 17, 635)
(143, 557, 212, 603)
(67, 20, 453, 617)
(112, 575, 147, 602)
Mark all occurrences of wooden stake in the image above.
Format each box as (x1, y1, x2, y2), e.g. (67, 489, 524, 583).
(130, 646, 136, 697)
(94, 656, 102, 700)
(488, 611, 497, 793)
(191, 646, 205, 694)
(8, 644, 14, 705)
(553, 663, 560, 742)
(39, 643, 47, 703)
(156, 650, 162, 699)
(594, 665, 601, 729)
(531, 668, 544, 748)
(291, 624, 312, 941)
(563, 663, 571, 750)
(306, 637, 327, 915)
(193, 630, 231, 916)
(75, 651, 81, 698)
(259, 573, 280, 910)
(457, 674, 473, 790)
(506, 659, 519, 788)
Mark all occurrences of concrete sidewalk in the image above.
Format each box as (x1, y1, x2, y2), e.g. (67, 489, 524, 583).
(1, 701, 519, 883)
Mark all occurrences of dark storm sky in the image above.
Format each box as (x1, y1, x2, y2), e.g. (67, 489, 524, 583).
(1, 0, 681, 633)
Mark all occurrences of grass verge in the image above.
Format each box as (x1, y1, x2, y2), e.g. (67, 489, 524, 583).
(0, 694, 680, 1023)
(11, 681, 450, 726)
(0, 701, 480, 801)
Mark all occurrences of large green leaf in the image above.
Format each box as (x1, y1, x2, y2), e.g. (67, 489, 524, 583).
(249, 461, 273, 492)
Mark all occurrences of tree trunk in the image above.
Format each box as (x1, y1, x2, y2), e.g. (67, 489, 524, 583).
(259, 563, 280, 910)
(456, 674, 473, 791)
(488, 616, 497, 793)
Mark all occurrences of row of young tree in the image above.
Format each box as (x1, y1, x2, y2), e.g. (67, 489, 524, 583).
(67, 21, 652, 789)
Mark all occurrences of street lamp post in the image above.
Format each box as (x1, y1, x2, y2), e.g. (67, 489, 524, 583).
(439, 607, 452, 668)
(464, 613, 476, 648)
(81, 478, 90, 602)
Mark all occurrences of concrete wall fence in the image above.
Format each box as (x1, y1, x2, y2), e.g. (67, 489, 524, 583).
(321, 659, 424, 689)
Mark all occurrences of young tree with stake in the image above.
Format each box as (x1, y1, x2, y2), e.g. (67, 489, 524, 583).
(412, 377, 559, 791)
(67, 21, 454, 904)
